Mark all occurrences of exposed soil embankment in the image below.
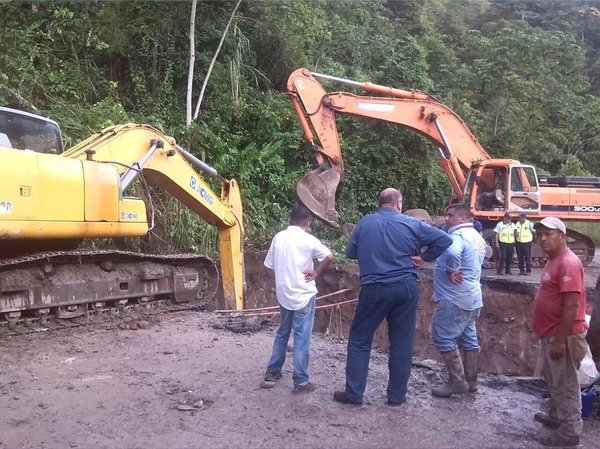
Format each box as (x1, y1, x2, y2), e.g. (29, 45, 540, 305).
(242, 251, 574, 376)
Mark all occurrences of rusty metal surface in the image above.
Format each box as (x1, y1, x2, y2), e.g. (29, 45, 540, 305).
(564, 227, 596, 265)
(0, 250, 218, 330)
(0, 299, 204, 336)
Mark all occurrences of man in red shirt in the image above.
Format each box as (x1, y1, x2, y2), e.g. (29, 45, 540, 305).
(532, 217, 588, 448)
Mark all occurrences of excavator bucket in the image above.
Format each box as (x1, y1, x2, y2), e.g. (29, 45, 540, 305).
(296, 166, 341, 228)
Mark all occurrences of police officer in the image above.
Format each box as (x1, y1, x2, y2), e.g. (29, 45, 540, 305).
(493, 213, 516, 275)
(515, 212, 535, 275)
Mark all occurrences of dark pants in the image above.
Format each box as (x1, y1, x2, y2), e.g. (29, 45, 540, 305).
(498, 242, 514, 273)
(344, 278, 420, 403)
(515, 241, 532, 273)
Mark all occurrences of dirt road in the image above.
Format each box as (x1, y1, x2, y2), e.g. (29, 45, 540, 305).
(1, 310, 598, 449)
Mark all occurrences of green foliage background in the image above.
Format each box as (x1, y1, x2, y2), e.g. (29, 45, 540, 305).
(3, 0, 600, 251)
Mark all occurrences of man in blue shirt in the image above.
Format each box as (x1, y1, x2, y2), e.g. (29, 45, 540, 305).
(431, 203, 487, 397)
(333, 188, 452, 406)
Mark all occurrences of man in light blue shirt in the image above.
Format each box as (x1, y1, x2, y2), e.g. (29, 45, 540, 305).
(431, 203, 487, 398)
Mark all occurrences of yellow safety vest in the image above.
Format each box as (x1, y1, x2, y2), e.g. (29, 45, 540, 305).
(516, 220, 533, 243)
(498, 222, 515, 244)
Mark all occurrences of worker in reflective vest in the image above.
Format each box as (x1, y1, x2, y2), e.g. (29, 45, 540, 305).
(515, 212, 535, 275)
(493, 213, 516, 275)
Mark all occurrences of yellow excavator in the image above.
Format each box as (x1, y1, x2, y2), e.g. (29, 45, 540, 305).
(0, 107, 245, 329)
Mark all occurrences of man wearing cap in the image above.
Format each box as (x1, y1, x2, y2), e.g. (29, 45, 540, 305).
(515, 212, 535, 275)
(532, 217, 588, 447)
(493, 213, 516, 275)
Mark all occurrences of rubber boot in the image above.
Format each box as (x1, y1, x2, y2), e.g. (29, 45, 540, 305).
(431, 350, 469, 397)
(461, 350, 478, 393)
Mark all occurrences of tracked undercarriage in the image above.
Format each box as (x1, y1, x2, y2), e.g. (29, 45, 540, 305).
(0, 250, 219, 335)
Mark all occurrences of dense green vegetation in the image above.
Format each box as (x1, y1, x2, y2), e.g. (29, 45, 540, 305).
(3, 0, 600, 251)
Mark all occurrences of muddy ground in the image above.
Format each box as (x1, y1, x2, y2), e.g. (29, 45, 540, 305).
(1, 306, 599, 449)
(2, 250, 600, 449)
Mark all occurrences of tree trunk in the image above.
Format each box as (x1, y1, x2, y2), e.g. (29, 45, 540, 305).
(186, 0, 198, 127)
(192, 0, 243, 122)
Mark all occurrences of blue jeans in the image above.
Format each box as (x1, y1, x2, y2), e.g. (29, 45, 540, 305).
(344, 278, 420, 404)
(266, 296, 316, 385)
(431, 299, 481, 353)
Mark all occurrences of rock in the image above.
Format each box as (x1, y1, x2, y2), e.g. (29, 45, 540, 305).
(260, 380, 275, 389)
(222, 315, 268, 333)
(176, 404, 198, 411)
(137, 320, 150, 329)
(246, 316, 263, 329)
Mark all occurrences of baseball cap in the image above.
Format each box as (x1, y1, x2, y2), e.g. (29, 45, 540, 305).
(534, 217, 566, 234)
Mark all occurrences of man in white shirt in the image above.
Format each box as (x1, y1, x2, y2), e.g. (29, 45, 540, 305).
(579, 300, 600, 388)
(262, 206, 334, 394)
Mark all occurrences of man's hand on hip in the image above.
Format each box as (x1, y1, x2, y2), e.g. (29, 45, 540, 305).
(303, 270, 317, 282)
(450, 271, 464, 284)
(411, 256, 424, 268)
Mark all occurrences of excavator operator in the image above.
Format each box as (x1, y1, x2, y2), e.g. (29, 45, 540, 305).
(477, 168, 506, 211)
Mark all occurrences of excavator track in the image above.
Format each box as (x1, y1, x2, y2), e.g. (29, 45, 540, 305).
(0, 250, 219, 335)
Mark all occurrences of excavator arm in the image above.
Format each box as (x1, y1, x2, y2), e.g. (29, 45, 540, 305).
(62, 124, 245, 309)
(287, 68, 490, 226)
(0, 118, 244, 311)
(287, 70, 600, 268)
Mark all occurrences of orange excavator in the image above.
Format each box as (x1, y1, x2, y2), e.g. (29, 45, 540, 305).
(288, 68, 599, 264)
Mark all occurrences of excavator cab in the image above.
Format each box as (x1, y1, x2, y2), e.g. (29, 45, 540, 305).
(0, 107, 63, 154)
(468, 163, 541, 215)
(471, 166, 507, 212)
(296, 164, 341, 228)
(508, 164, 540, 212)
